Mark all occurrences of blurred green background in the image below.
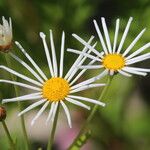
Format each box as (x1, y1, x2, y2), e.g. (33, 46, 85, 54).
(0, 0, 150, 150)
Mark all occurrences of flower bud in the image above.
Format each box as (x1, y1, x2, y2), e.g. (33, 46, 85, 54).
(0, 106, 6, 121)
(0, 16, 12, 53)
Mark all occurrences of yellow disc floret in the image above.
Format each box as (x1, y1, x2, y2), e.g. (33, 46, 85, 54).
(42, 77, 70, 102)
(102, 54, 125, 71)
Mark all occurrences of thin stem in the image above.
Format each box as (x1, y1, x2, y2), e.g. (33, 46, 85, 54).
(47, 104, 60, 150)
(4, 54, 30, 150)
(68, 75, 113, 150)
(2, 121, 16, 150)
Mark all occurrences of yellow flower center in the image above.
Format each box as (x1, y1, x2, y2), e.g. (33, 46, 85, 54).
(102, 54, 125, 71)
(42, 77, 70, 102)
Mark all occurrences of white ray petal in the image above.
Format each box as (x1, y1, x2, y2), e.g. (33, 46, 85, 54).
(60, 101, 72, 128)
(40, 32, 54, 77)
(125, 42, 150, 60)
(65, 36, 94, 80)
(101, 17, 112, 53)
(113, 19, 120, 53)
(93, 20, 108, 54)
(78, 65, 103, 69)
(2, 17, 9, 32)
(118, 69, 132, 77)
(9, 17, 12, 32)
(4, 18, 10, 34)
(2, 93, 42, 104)
(46, 102, 55, 123)
(123, 66, 150, 72)
(72, 34, 103, 58)
(10, 53, 44, 83)
(67, 49, 100, 61)
(51, 102, 59, 122)
(69, 59, 96, 86)
(77, 42, 101, 65)
(15, 41, 48, 80)
(70, 83, 106, 93)
(66, 42, 98, 82)
(18, 99, 46, 116)
(59, 31, 65, 77)
(68, 95, 106, 107)
(79, 42, 97, 62)
(123, 29, 146, 57)
(117, 17, 133, 54)
(71, 69, 108, 89)
(109, 70, 114, 76)
(71, 83, 105, 90)
(66, 97, 90, 110)
(0, 65, 42, 87)
(122, 67, 147, 76)
(50, 30, 58, 77)
(125, 53, 150, 65)
(31, 101, 49, 126)
(0, 80, 41, 91)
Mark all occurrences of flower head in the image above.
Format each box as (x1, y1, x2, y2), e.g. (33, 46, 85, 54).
(68, 17, 150, 77)
(0, 106, 6, 121)
(0, 30, 106, 127)
(0, 17, 12, 52)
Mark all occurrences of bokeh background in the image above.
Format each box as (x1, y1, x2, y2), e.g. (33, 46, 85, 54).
(0, 0, 150, 150)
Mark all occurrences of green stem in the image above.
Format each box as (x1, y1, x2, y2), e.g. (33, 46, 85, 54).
(2, 121, 16, 150)
(68, 75, 113, 150)
(4, 54, 30, 150)
(47, 104, 60, 150)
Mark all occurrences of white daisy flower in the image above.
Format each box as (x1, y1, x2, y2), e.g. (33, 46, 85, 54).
(0, 30, 106, 128)
(68, 17, 150, 77)
(0, 16, 12, 52)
